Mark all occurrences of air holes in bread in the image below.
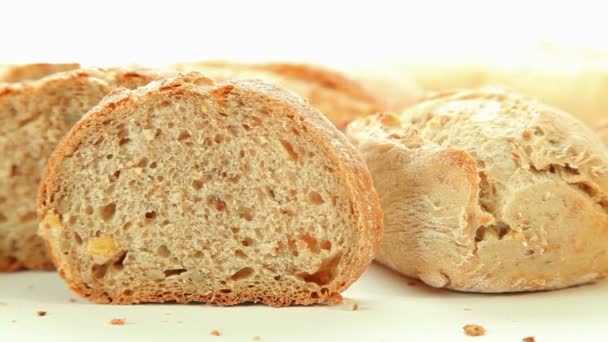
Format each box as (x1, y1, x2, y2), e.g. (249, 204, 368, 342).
(99, 203, 116, 221)
(164, 269, 187, 277)
(280, 140, 298, 161)
(230, 267, 254, 281)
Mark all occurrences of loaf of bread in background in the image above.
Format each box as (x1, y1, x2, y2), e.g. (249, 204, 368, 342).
(0, 63, 80, 83)
(347, 88, 608, 292)
(38, 73, 383, 305)
(172, 61, 402, 129)
(599, 121, 608, 145)
(0, 68, 165, 271)
(399, 60, 608, 127)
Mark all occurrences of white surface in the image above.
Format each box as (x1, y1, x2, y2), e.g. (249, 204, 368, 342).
(1, 263, 607, 341)
(1, 0, 608, 66)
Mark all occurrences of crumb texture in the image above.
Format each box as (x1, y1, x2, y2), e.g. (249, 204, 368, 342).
(39, 73, 382, 306)
(0, 68, 164, 271)
(347, 88, 608, 292)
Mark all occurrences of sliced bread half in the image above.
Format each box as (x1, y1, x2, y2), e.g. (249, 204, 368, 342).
(38, 73, 383, 305)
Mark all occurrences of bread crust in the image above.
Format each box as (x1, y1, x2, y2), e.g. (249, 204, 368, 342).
(0, 67, 165, 272)
(0, 63, 80, 83)
(172, 61, 387, 129)
(347, 89, 608, 292)
(39, 73, 383, 306)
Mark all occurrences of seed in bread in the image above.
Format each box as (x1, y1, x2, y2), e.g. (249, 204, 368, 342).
(347, 88, 608, 292)
(172, 61, 389, 130)
(38, 73, 383, 306)
(0, 68, 164, 272)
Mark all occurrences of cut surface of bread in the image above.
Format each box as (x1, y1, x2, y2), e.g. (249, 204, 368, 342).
(0, 68, 164, 271)
(347, 88, 608, 292)
(0, 63, 80, 83)
(38, 73, 383, 306)
(172, 61, 388, 129)
(599, 121, 608, 146)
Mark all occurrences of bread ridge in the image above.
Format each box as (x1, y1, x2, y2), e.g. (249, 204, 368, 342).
(0, 63, 80, 83)
(39, 72, 383, 306)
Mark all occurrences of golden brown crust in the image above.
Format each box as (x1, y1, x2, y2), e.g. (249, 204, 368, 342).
(172, 61, 387, 129)
(0, 63, 80, 83)
(39, 73, 383, 306)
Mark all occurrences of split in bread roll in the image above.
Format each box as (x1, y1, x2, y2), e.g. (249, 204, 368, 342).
(38, 73, 383, 305)
(0, 63, 80, 83)
(172, 61, 391, 130)
(347, 88, 608, 292)
(0, 68, 164, 271)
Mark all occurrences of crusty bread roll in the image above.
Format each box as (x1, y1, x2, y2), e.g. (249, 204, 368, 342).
(0, 68, 163, 271)
(38, 73, 383, 305)
(347, 88, 608, 292)
(399, 63, 608, 126)
(172, 61, 391, 129)
(0, 63, 80, 83)
(599, 121, 608, 146)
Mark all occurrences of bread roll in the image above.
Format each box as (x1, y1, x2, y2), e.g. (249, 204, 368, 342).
(599, 121, 608, 146)
(172, 61, 390, 129)
(38, 73, 382, 305)
(0, 63, 80, 83)
(0, 68, 163, 271)
(347, 88, 608, 292)
(400, 63, 608, 126)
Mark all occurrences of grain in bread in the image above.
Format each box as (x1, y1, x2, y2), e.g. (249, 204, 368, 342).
(38, 73, 383, 305)
(0, 63, 80, 83)
(0, 68, 164, 271)
(172, 61, 389, 129)
(347, 88, 608, 292)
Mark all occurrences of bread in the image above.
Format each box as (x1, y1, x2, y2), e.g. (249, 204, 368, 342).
(399, 63, 608, 126)
(172, 61, 389, 129)
(0, 63, 80, 83)
(347, 88, 608, 292)
(0, 68, 164, 272)
(599, 121, 608, 146)
(38, 73, 383, 306)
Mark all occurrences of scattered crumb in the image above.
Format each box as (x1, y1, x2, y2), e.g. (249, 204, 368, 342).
(351, 302, 359, 311)
(27, 285, 34, 289)
(177, 320, 183, 324)
(210, 330, 222, 336)
(10, 320, 16, 323)
(68, 298, 78, 303)
(463, 324, 486, 337)
(522, 337, 535, 342)
(110, 318, 126, 325)
(36, 311, 47, 317)
(341, 298, 359, 311)
(407, 281, 417, 287)
(253, 337, 262, 341)
(464, 308, 472, 311)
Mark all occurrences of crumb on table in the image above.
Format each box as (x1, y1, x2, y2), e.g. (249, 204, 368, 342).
(463, 324, 486, 337)
(36, 311, 47, 317)
(68, 298, 78, 303)
(522, 337, 535, 342)
(110, 318, 126, 325)
(210, 330, 222, 336)
(253, 336, 262, 341)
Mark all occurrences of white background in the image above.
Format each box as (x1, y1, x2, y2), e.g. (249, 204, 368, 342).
(1, 0, 607, 66)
